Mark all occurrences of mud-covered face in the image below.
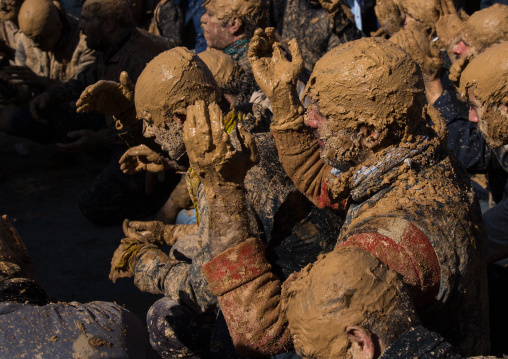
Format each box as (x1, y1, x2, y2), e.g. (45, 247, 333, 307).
(451, 40, 470, 61)
(304, 103, 368, 172)
(142, 116, 186, 161)
(201, 6, 235, 50)
(468, 87, 508, 148)
(0, 0, 21, 21)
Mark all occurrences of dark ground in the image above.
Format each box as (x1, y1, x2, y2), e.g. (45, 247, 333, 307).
(0, 133, 163, 358)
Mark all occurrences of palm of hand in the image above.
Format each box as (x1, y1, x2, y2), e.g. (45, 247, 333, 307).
(77, 71, 134, 116)
(248, 28, 303, 100)
(184, 101, 259, 188)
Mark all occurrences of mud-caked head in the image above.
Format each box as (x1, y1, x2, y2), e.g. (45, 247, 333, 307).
(198, 48, 241, 92)
(0, 0, 23, 22)
(303, 38, 425, 170)
(135, 47, 221, 161)
(459, 42, 508, 148)
(282, 246, 417, 359)
(201, 0, 268, 49)
(18, 0, 62, 51)
(459, 4, 508, 56)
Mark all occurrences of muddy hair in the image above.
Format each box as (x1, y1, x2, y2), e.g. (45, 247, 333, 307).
(82, 0, 135, 28)
(361, 282, 420, 346)
(215, 1, 268, 38)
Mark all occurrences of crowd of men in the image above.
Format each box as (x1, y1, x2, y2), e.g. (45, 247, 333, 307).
(0, 0, 507, 357)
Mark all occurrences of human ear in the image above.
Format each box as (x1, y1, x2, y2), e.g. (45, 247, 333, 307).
(229, 18, 243, 35)
(346, 325, 377, 359)
(359, 125, 382, 150)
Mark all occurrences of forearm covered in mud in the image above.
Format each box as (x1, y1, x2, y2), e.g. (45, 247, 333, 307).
(131, 244, 216, 313)
(202, 238, 293, 357)
(201, 187, 292, 356)
(271, 125, 335, 208)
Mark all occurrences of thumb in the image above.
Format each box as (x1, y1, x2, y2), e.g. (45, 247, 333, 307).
(120, 71, 134, 99)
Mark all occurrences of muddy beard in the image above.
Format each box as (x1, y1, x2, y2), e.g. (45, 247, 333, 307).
(146, 120, 186, 161)
(320, 129, 369, 172)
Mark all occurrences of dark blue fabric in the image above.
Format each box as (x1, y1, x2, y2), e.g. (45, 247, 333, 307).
(380, 326, 462, 358)
(174, 0, 206, 53)
(434, 90, 491, 172)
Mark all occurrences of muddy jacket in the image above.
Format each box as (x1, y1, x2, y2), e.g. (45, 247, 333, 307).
(129, 109, 342, 315)
(47, 27, 170, 103)
(380, 326, 497, 359)
(15, 15, 95, 84)
(201, 121, 489, 357)
(280, 0, 363, 73)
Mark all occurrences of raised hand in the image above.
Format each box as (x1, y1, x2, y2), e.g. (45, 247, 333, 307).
(248, 28, 303, 100)
(435, 0, 463, 48)
(183, 100, 259, 189)
(76, 71, 134, 116)
(390, 21, 443, 81)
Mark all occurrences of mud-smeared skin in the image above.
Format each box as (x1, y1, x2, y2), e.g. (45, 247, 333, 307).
(398, 0, 440, 30)
(17, 0, 59, 40)
(198, 48, 241, 89)
(389, 21, 443, 81)
(282, 247, 415, 359)
(135, 47, 220, 123)
(461, 4, 508, 55)
(459, 43, 508, 147)
(204, 0, 268, 25)
(375, 0, 405, 36)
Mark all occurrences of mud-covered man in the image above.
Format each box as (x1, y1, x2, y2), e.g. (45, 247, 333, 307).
(456, 42, 508, 263)
(92, 44, 343, 357)
(183, 33, 489, 357)
(0, 0, 95, 136)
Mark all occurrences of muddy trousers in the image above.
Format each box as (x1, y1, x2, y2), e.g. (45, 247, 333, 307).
(147, 297, 215, 358)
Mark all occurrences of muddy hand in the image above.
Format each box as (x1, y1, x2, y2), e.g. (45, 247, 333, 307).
(318, 0, 343, 14)
(109, 238, 144, 283)
(391, 22, 443, 81)
(435, 0, 463, 47)
(449, 54, 472, 86)
(76, 71, 134, 116)
(122, 219, 174, 246)
(119, 145, 165, 174)
(248, 28, 303, 100)
(183, 100, 259, 188)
